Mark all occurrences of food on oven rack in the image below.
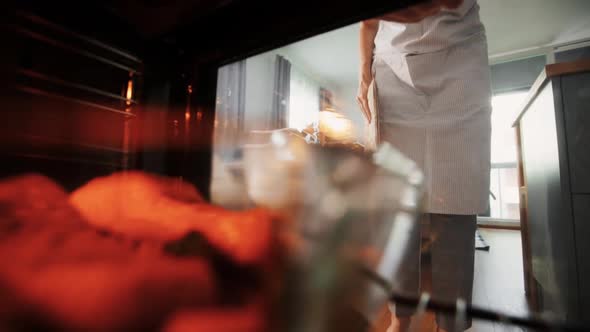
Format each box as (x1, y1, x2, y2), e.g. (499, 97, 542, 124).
(0, 172, 282, 332)
(70, 171, 275, 265)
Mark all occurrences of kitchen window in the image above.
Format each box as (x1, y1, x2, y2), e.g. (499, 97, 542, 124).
(481, 90, 528, 222)
(288, 65, 320, 130)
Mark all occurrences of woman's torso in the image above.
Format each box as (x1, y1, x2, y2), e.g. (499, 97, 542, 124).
(372, 0, 491, 127)
(374, 0, 484, 56)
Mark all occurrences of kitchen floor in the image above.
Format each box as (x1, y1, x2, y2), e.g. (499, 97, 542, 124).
(372, 228, 530, 332)
(470, 228, 530, 331)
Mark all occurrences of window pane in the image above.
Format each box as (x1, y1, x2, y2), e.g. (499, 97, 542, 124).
(485, 91, 527, 221)
(491, 91, 528, 163)
(288, 65, 320, 130)
(488, 166, 520, 220)
(499, 167, 520, 219)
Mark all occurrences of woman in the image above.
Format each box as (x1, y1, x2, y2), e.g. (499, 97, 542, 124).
(357, 1, 492, 331)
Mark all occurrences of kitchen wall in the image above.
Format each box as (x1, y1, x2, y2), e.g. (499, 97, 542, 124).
(490, 56, 547, 94)
(555, 45, 590, 63)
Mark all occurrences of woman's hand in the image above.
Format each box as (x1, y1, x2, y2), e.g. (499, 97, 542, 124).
(357, 73, 372, 124)
(358, 19, 379, 124)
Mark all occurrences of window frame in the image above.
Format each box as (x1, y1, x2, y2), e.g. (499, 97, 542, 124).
(478, 89, 530, 228)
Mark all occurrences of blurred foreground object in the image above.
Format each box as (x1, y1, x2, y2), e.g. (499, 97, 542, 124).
(241, 132, 425, 330)
(0, 175, 215, 331)
(0, 138, 425, 332)
(0, 173, 277, 332)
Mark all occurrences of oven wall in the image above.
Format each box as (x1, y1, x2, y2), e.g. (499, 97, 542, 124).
(3, 0, 425, 196)
(2, 8, 144, 190)
(2, 3, 213, 195)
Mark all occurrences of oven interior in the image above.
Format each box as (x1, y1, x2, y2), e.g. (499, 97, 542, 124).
(4, 1, 588, 331)
(2, 1, 426, 331)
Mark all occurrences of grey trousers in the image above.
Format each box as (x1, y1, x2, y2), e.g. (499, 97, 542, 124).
(393, 213, 477, 331)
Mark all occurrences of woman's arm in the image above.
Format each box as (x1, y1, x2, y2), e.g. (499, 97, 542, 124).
(357, 19, 379, 123)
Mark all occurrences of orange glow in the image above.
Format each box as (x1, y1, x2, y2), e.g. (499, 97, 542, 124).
(197, 111, 203, 121)
(187, 85, 193, 94)
(125, 79, 133, 106)
(1, 98, 228, 151)
(69, 171, 275, 265)
(0, 174, 217, 330)
(319, 110, 354, 141)
(164, 301, 265, 332)
(185, 111, 191, 121)
(0, 172, 280, 331)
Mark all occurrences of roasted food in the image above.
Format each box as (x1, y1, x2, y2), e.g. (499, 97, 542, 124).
(70, 171, 275, 265)
(0, 173, 278, 332)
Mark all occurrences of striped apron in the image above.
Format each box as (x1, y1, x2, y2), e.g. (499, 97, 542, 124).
(372, 0, 492, 214)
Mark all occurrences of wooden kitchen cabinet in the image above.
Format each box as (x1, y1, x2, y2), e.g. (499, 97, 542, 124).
(513, 59, 590, 323)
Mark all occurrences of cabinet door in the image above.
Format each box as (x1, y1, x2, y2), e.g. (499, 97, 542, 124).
(573, 194, 590, 322)
(562, 73, 590, 193)
(520, 81, 577, 319)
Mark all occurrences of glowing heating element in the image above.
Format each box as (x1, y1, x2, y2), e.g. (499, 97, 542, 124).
(125, 79, 133, 107)
(186, 85, 193, 121)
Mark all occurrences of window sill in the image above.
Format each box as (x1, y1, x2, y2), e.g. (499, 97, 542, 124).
(477, 217, 520, 230)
